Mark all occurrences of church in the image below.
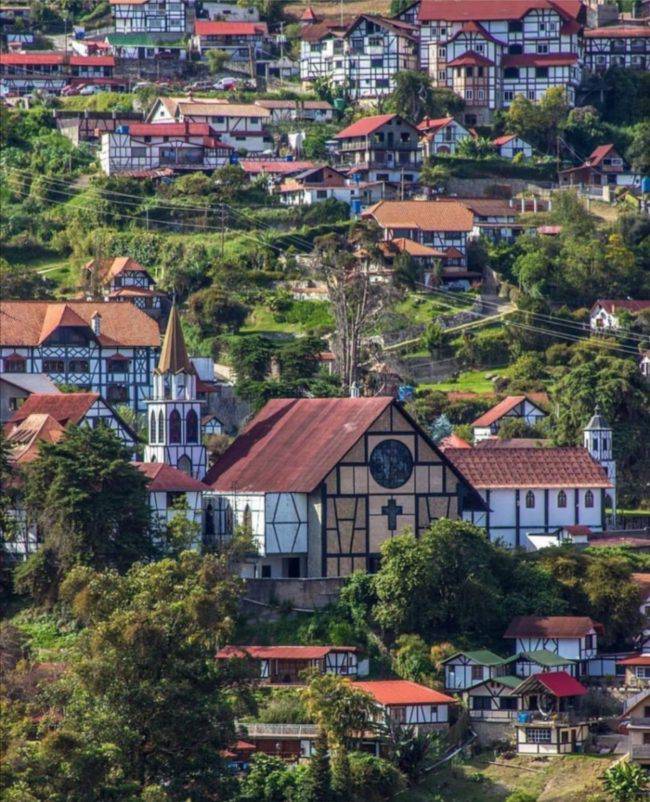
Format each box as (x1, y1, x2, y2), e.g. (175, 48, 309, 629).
(203, 397, 485, 579)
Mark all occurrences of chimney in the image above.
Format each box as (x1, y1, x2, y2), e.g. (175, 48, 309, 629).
(91, 311, 102, 336)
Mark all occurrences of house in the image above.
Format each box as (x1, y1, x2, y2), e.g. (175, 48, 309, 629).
(466, 675, 523, 733)
(334, 114, 423, 184)
(300, 14, 419, 100)
(0, 51, 117, 95)
(204, 396, 485, 578)
(0, 373, 59, 424)
(446, 429, 613, 549)
(253, 99, 333, 123)
(0, 301, 160, 413)
(618, 654, 650, 687)
(397, 0, 584, 126)
(590, 299, 650, 331)
(54, 109, 145, 145)
(513, 650, 577, 678)
(193, 20, 270, 60)
(514, 672, 589, 755)
(471, 394, 548, 441)
(362, 199, 475, 264)
(443, 649, 514, 690)
(559, 144, 639, 189)
(4, 392, 137, 448)
(378, 237, 455, 287)
(143, 306, 207, 480)
(355, 680, 455, 731)
(458, 197, 523, 242)
(622, 690, 650, 764)
(202, 413, 225, 437)
(215, 644, 364, 683)
(103, 33, 189, 62)
(277, 165, 359, 209)
(417, 115, 472, 156)
(239, 160, 318, 181)
(147, 97, 273, 154)
(201, 1, 260, 21)
(504, 616, 602, 676)
(583, 26, 650, 72)
(82, 256, 166, 319)
(135, 461, 206, 535)
(492, 133, 533, 159)
(99, 122, 233, 176)
(109, 0, 189, 35)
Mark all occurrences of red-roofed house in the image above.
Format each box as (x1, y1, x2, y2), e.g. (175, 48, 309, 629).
(204, 396, 485, 579)
(82, 256, 167, 318)
(584, 26, 650, 72)
(590, 299, 650, 332)
(353, 680, 455, 731)
(0, 51, 116, 94)
(559, 144, 638, 189)
(277, 165, 360, 209)
(216, 644, 364, 683)
(135, 461, 206, 532)
(472, 394, 547, 441)
(100, 121, 233, 176)
(194, 19, 269, 58)
(334, 113, 422, 184)
(491, 133, 533, 159)
(417, 116, 472, 156)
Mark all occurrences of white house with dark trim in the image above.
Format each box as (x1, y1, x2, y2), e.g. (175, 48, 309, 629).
(471, 394, 547, 441)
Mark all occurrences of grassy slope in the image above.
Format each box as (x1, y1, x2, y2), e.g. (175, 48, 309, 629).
(399, 752, 612, 802)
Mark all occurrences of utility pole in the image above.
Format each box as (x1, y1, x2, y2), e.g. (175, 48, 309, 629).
(220, 203, 226, 259)
(279, 22, 284, 87)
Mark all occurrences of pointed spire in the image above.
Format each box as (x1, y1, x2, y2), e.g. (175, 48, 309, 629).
(157, 305, 194, 374)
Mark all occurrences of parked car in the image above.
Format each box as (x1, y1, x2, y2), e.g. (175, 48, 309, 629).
(185, 80, 214, 91)
(213, 77, 237, 90)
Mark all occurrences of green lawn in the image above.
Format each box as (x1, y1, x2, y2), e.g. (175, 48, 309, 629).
(398, 752, 612, 802)
(394, 292, 471, 325)
(240, 300, 333, 338)
(419, 368, 507, 394)
(19, 253, 79, 294)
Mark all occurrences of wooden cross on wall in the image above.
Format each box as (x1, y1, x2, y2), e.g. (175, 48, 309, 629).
(381, 498, 403, 531)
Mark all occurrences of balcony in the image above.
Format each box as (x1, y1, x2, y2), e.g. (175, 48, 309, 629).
(516, 711, 585, 727)
(241, 723, 320, 738)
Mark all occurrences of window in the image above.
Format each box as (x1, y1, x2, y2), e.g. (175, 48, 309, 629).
(477, 89, 485, 101)
(158, 410, 165, 443)
(107, 358, 129, 373)
(4, 355, 26, 372)
(44, 327, 89, 346)
(504, 90, 514, 102)
(537, 43, 549, 54)
(475, 43, 484, 53)
(261, 564, 272, 578)
(107, 384, 128, 402)
(500, 697, 518, 711)
(438, 70, 446, 80)
(316, 190, 328, 199)
(508, 43, 523, 55)
(186, 409, 199, 443)
(368, 36, 382, 47)
(68, 359, 89, 373)
(508, 20, 523, 32)
(472, 696, 492, 711)
(391, 706, 407, 723)
(585, 634, 594, 650)
(43, 359, 65, 373)
(131, 146, 147, 158)
(376, 78, 389, 88)
(526, 727, 551, 743)
(528, 90, 536, 100)
(525, 491, 535, 508)
(557, 490, 567, 508)
(644, 733, 650, 746)
(177, 455, 191, 475)
(466, 66, 474, 76)
(504, 67, 519, 79)
(471, 665, 483, 681)
(465, 89, 473, 100)
(585, 490, 594, 508)
(438, 47, 446, 58)
(535, 67, 549, 78)
(149, 411, 157, 444)
(400, 132, 411, 142)
(478, 66, 484, 77)
(169, 409, 182, 444)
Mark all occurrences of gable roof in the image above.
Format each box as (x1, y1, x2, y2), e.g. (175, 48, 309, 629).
(417, 115, 456, 132)
(472, 395, 542, 427)
(216, 644, 355, 660)
(447, 51, 495, 67)
(517, 670, 588, 697)
(5, 413, 66, 465)
(362, 200, 474, 233)
(504, 616, 604, 639)
(135, 462, 207, 492)
(239, 159, 317, 175)
(592, 299, 650, 314)
(445, 447, 611, 489)
(335, 114, 411, 139)
(492, 133, 519, 146)
(0, 373, 59, 395)
(0, 301, 161, 348)
(587, 143, 617, 165)
(8, 393, 99, 428)
(84, 256, 152, 283)
(439, 433, 472, 450)
(352, 680, 455, 706)
(382, 237, 446, 257)
(584, 25, 650, 38)
(519, 650, 575, 666)
(418, 0, 582, 22)
(442, 648, 507, 666)
(194, 20, 268, 35)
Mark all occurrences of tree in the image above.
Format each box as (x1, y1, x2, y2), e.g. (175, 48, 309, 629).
(420, 162, 451, 195)
(17, 426, 153, 604)
(582, 555, 642, 648)
(456, 136, 495, 159)
(387, 72, 463, 122)
(422, 320, 445, 356)
(392, 633, 435, 683)
(0, 258, 56, 300)
(627, 121, 650, 175)
(306, 733, 332, 802)
(373, 713, 438, 784)
(238, 753, 310, 802)
(206, 49, 230, 75)
(429, 414, 453, 444)
(187, 286, 250, 338)
(504, 86, 569, 152)
(603, 761, 648, 802)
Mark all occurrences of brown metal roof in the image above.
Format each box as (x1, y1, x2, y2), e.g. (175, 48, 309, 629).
(504, 616, 604, 638)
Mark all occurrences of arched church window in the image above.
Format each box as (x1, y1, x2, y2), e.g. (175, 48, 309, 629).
(178, 455, 192, 475)
(169, 409, 182, 444)
(593, 438, 598, 451)
(158, 410, 165, 443)
(186, 409, 199, 443)
(557, 490, 567, 508)
(585, 490, 594, 508)
(602, 437, 608, 451)
(525, 491, 535, 508)
(149, 411, 157, 444)
(243, 504, 253, 532)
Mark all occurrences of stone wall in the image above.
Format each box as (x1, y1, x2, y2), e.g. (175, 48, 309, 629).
(472, 719, 517, 747)
(242, 577, 347, 611)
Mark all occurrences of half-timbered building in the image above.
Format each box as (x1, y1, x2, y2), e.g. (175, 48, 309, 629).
(147, 96, 273, 153)
(583, 25, 650, 71)
(443, 650, 514, 691)
(100, 122, 233, 176)
(559, 143, 639, 188)
(471, 394, 548, 441)
(204, 396, 484, 579)
(215, 645, 364, 684)
(54, 109, 145, 145)
(417, 115, 473, 156)
(277, 165, 359, 209)
(334, 114, 423, 184)
(590, 299, 650, 331)
(135, 461, 206, 534)
(193, 19, 270, 59)
(82, 256, 166, 319)
(300, 14, 418, 100)
(253, 99, 334, 122)
(109, 0, 190, 35)
(354, 680, 455, 732)
(0, 301, 160, 413)
(492, 133, 534, 158)
(0, 52, 116, 94)
(504, 616, 602, 676)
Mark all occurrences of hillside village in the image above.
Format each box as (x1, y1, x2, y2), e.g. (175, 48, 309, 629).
(0, 0, 649, 799)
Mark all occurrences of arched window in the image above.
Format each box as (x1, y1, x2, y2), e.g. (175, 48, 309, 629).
(149, 411, 157, 444)
(186, 409, 199, 443)
(585, 490, 594, 508)
(178, 455, 192, 475)
(169, 409, 182, 444)
(602, 437, 608, 452)
(557, 490, 567, 508)
(243, 504, 253, 532)
(525, 491, 535, 509)
(158, 410, 165, 443)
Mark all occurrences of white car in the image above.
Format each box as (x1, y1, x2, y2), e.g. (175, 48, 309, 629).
(79, 84, 102, 95)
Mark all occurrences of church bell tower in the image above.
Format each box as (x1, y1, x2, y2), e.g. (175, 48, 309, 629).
(144, 306, 206, 479)
(583, 405, 616, 520)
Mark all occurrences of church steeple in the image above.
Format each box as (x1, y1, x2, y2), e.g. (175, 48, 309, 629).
(145, 306, 206, 479)
(584, 404, 616, 522)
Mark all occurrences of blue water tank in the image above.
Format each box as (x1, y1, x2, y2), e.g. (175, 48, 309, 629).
(517, 712, 530, 724)
(398, 385, 415, 401)
(229, 152, 239, 164)
(115, 125, 129, 134)
(642, 176, 650, 194)
(350, 198, 362, 217)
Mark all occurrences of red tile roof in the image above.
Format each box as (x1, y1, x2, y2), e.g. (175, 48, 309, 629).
(504, 616, 604, 639)
(417, 115, 454, 132)
(584, 26, 650, 38)
(501, 52, 579, 67)
(592, 299, 650, 314)
(195, 20, 268, 35)
(335, 114, 399, 138)
(0, 52, 66, 65)
(69, 55, 115, 66)
(563, 524, 592, 536)
(446, 446, 611, 489)
(135, 462, 207, 492)
(439, 433, 472, 451)
(446, 19, 505, 43)
(587, 144, 616, 166)
(301, 5, 318, 20)
(534, 671, 588, 697)
(618, 654, 650, 666)
(5, 413, 65, 465)
(418, 0, 582, 22)
(8, 393, 99, 428)
(492, 134, 518, 146)
(206, 397, 393, 492)
(537, 225, 562, 235)
(472, 395, 533, 426)
(447, 51, 494, 67)
(216, 645, 355, 660)
(352, 680, 455, 706)
(124, 122, 230, 144)
(362, 200, 474, 233)
(383, 237, 446, 257)
(0, 301, 161, 348)
(239, 160, 317, 174)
